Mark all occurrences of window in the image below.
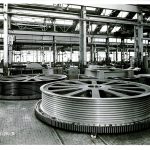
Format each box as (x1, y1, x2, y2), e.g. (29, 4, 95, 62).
(117, 11, 128, 18)
(75, 23, 80, 31)
(133, 14, 137, 19)
(100, 25, 108, 32)
(89, 24, 97, 32)
(93, 38, 106, 42)
(101, 9, 112, 16)
(55, 19, 73, 26)
(111, 26, 121, 33)
(86, 7, 96, 11)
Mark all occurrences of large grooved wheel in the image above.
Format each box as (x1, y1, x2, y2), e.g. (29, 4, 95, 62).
(0, 74, 66, 100)
(35, 79, 150, 134)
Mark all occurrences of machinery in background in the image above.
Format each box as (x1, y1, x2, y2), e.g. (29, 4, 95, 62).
(9, 62, 43, 75)
(65, 66, 80, 79)
(85, 65, 126, 81)
(53, 66, 63, 74)
(143, 56, 150, 73)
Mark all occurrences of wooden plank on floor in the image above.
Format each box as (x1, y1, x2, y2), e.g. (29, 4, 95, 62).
(54, 129, 95, 145)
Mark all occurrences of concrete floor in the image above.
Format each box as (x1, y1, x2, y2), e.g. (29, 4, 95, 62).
(0, 100, 150, 145)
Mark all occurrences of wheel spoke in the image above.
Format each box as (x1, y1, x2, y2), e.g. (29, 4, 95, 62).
(65, 88, 88, 96)
(103, 80, 120, 85)
(92, 89, 100, 98)
(55, 82, 79, 86)
(111, 85, 145, 91)
(103, 89, 129, 97)
(69, 80, 86, 85)
(110, 83, 136, 87)
(110, 88, 143, 95)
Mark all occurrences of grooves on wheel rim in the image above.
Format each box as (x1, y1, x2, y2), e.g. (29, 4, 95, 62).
(36, 79, 150, 133)
(0, 74, 67, 100)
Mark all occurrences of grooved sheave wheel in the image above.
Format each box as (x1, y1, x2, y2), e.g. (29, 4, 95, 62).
(35, 79, 150, 133)
(0, 74, 66, 100)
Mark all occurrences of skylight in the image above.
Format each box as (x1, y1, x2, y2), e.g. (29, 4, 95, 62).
(111, 26, 121, 33)
(133, 14, 137, 19)
(0, 14, 3, 20)
(86, 7, 96, 11)
(55, 19, 73, 26)
(143, 32, 148, 36)
(68, 5, 81, 9)
(100, 25, 108, 32)
(75, 23, 80, 31)
(101, 9, 112, 16)
(117, 11, 128, 18)
(89, 24, 97, 32)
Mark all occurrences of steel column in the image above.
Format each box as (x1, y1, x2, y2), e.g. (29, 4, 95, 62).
(79, 6, 87, 73)
(138, 13, 143, 65)
(134, 13, 143, 67)
(49, 46, 52, 68)
(36, 50, 38, 62)
(105, 37, 110, 65)
(94, 45, 96, 63)
(3, 3, 9, 75)
(121, 38, 125, 64)
(90, 44, 94, 63)
(70, 46, 73, 63)
(41, 46, 44, 64)
(53, 36, 57, 66)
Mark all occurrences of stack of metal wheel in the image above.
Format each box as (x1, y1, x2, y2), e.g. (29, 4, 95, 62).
(35, 79, 150, 134)
(0, 74, 66, 100)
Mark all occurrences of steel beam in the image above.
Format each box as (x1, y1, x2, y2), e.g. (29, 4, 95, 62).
(70, 46, 73, 63)
(68, 4, 140, 13)
(0, 29, 147, 39)
(8, 8, 79, 20)
(7, 8, 149, 26)
(0, 5, 150, 26)
(8, 29, 116, 38)
(79, 6, 87, 69)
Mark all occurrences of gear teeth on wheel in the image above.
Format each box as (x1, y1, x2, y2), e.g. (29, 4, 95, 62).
(35, 100, 150, 134)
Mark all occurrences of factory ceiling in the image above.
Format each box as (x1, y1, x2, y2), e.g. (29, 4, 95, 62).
(0, 4, 150, 50)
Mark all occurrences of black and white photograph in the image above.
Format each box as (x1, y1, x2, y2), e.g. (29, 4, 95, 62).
(0, 0, 150, 148)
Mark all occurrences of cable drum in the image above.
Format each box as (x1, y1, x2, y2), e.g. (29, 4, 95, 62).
(35, 79, 150, 133)
(0, 74, 66, 100)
